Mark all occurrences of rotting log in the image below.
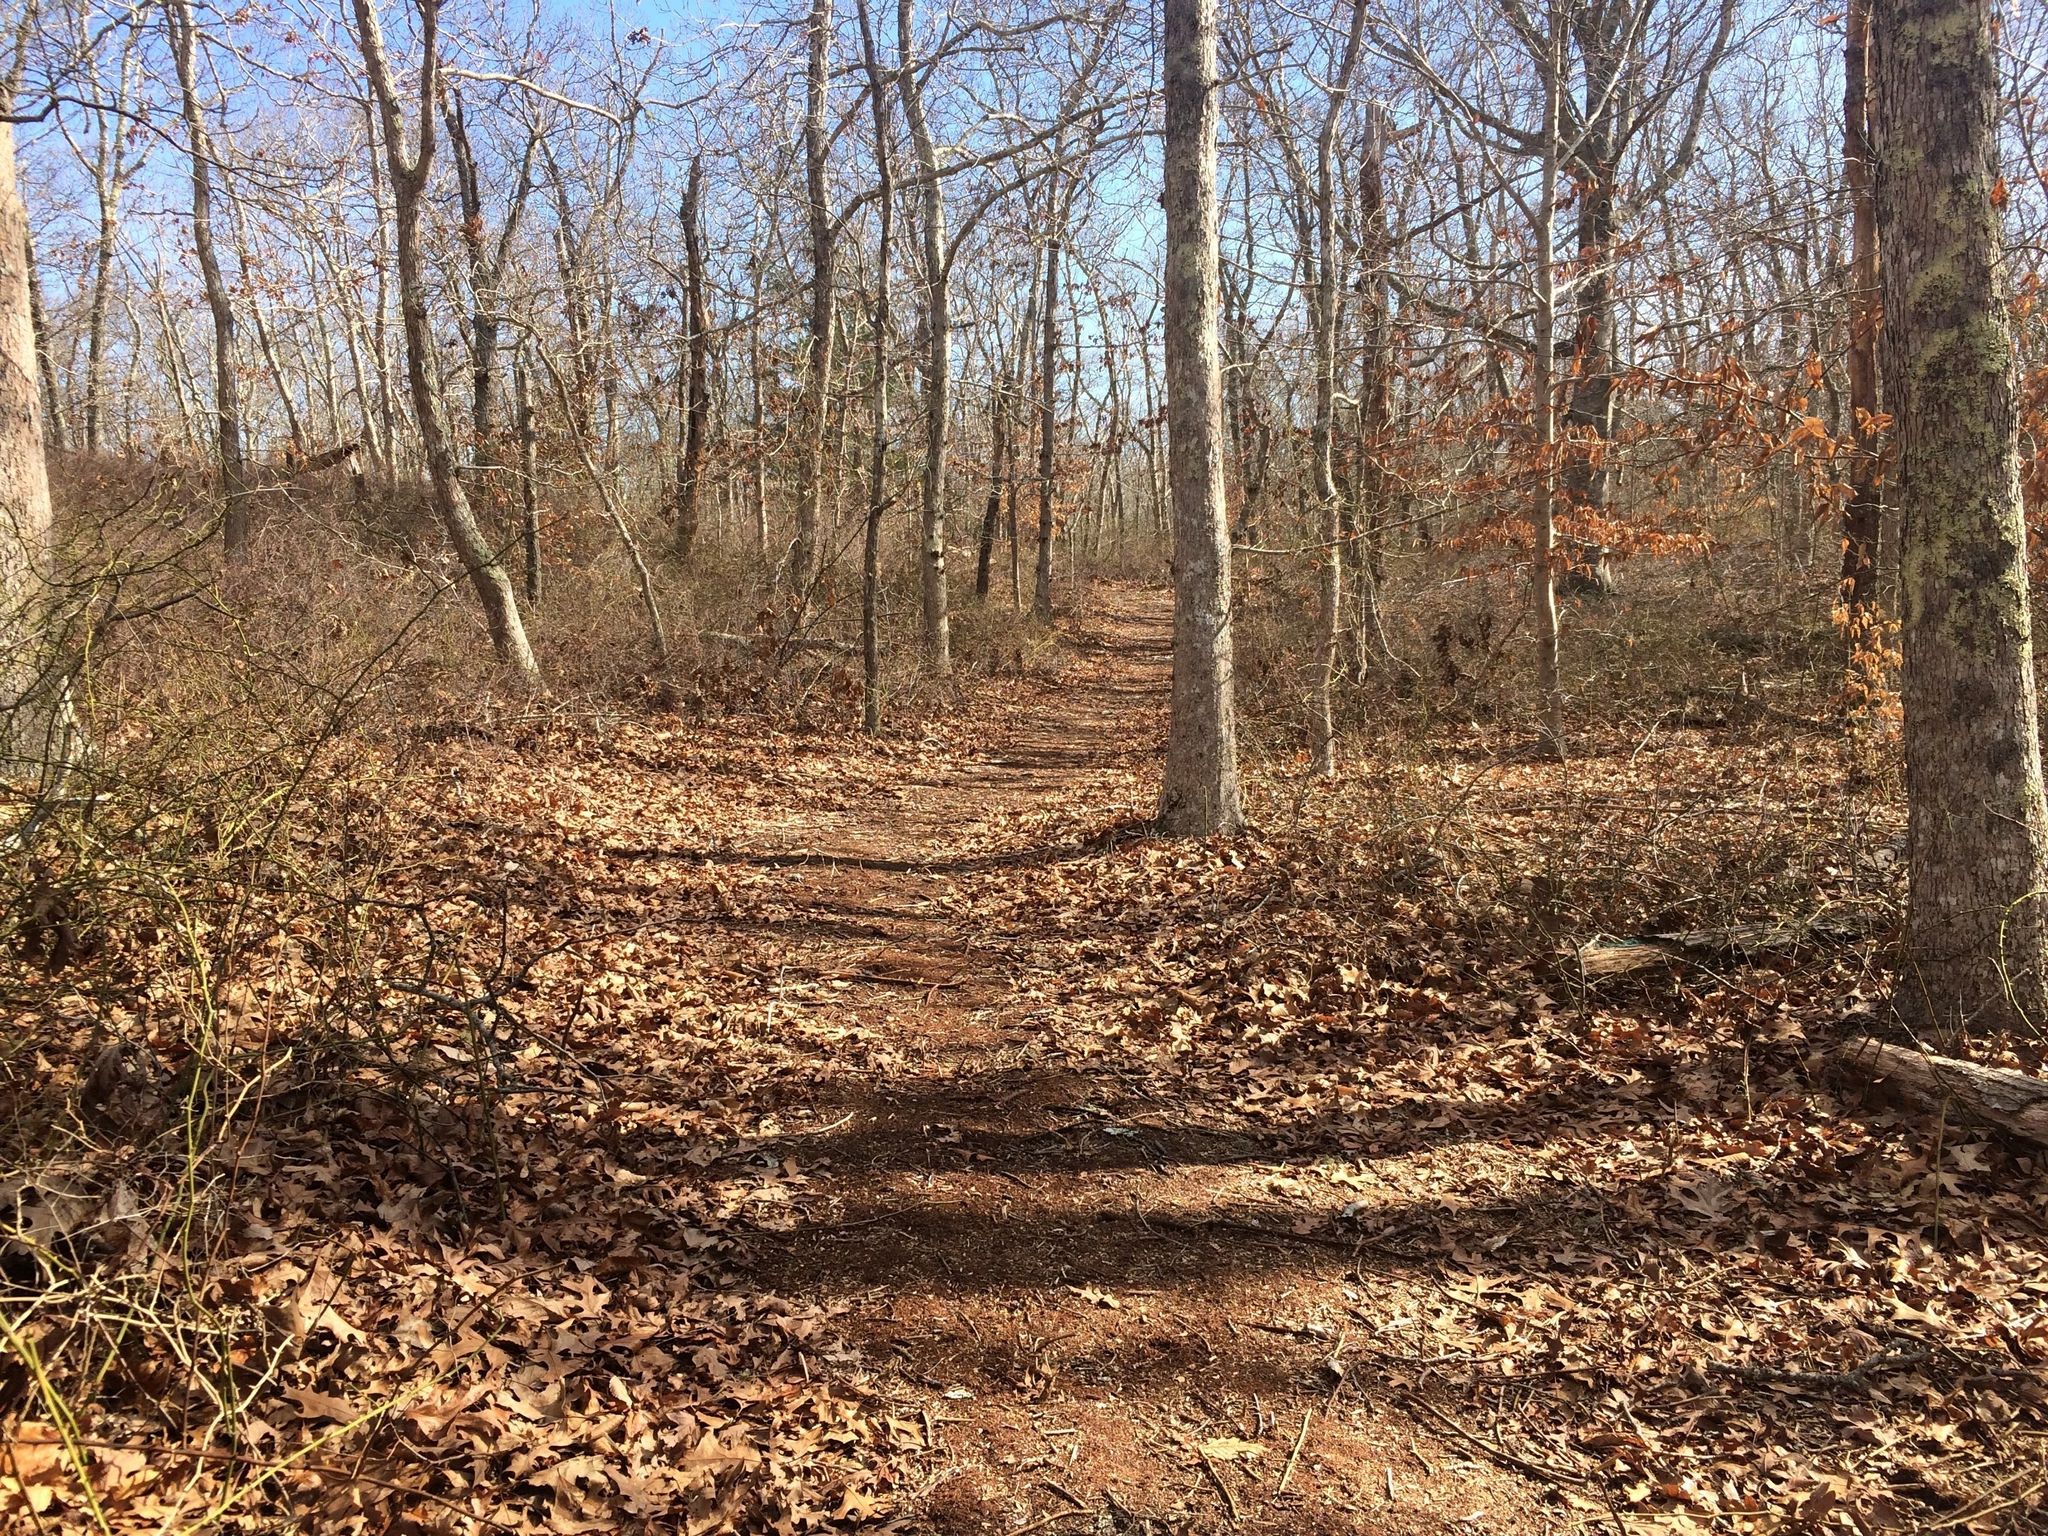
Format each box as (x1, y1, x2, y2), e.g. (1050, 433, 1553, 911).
(1838, 1035, 2048, 1145)
(1572, 915, 1876, 979)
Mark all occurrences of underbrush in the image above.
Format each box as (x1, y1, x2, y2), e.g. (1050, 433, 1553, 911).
(1233, 533, 1851, 751)
(0, 455, 1072, 1531)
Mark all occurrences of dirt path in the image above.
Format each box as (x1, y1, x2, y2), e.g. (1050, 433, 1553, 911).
(705, 588, 1552, 1534)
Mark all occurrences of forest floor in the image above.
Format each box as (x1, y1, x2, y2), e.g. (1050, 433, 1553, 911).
(11, 582, 2047, 1534)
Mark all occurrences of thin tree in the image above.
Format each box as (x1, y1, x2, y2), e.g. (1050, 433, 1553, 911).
(349, 0, 540, 686)
(1877, 0, 2048, 1036)
(895, 0, 950, 673)
(1032, 186, 1064, 618)
(855, 0, 894, 730)
(673, 153, 711, 560)
(1155, 0, 1244, 836)
(1839, 0, 1882, 632)
(166, 0, 249, 554)
(794, 0, 836, 599)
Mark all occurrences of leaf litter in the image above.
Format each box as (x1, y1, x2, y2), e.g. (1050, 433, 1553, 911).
(3, 585, 2044, 1534)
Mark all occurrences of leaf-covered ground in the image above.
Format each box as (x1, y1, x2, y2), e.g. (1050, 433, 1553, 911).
(6, 585, 2045, 1533)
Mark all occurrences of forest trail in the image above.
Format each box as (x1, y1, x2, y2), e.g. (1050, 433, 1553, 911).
(702, 586, 1547, 1534)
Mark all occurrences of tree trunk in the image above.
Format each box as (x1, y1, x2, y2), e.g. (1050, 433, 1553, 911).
(975, 339, 1008, 600)
(1033, 220, 1060, 619)
(897, 0, 951, 674)
(1840, 0, 1883, 631)
(23, 230, 64, 452)
(1532, 4, 1567, 759)
(856, 0, 894, 732)
(1352, 102, 1396, 675)
(350, 0, 539, 687)
(749, 238, 769, 558)
(795, 0, 836, 600)
(168, 0, 251, 556)
(1876, 0, 2048, 1038)
(1155, 0, 1244, 837)
(514, 346, 541, 608)
(673, 155, 711, 561)
(0, 117, 71, 775)
(1307, 0, 1367, 778)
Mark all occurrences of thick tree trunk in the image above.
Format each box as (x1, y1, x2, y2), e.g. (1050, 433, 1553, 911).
(350, 0, 539, 687)
(1876, 0, 2048, 1038)
(0, 119, 71, 776)
(168, 0, 251, 556)
(673, 155, 711, 562)
(1155, 0, 1244, 837)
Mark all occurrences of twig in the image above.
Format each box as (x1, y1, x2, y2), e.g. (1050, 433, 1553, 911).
(1040, 1479, 1087, 1509)
(1276, 1408, 1313, 1497)
(1200, 1453, 1241, 1521)
(1006, 1509, 1090, 1536)
(1410, 1396, 1588, 1486)
(1708, 1346, 1931, 1391)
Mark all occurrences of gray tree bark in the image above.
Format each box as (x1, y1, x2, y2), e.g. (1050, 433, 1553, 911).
(856, 0, 894, 731)
(794, 0, 836, 600)
(1032, 215, 1060, 619)
(23, 229, 63, 452)
(673, 155, 710, 561)
(1307, 0, 1367, 778)
(349, 0, 540, 687)
(1155, 0, 1244, 838)
(897, 0, 951, 674)
(1532, 2, 1566, 758)
(167, 0, 251, 556)
(1877, 0, 2048, 1039)
(0, 116, 71, 775)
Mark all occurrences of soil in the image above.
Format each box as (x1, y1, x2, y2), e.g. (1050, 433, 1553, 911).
(707, 588, 1557, 1534)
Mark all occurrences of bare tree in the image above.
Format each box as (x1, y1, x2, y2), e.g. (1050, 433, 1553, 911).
(855, 0, 894, 730)
(166, 0, 249, 554)
(794, 0, 836, 600)
(1839, 0, 1882, 629)
(895, 0, 950, 673)
(673, 154, 710, 561)
(349, 0, 539, 686)
(1156, 0, 1244, 836)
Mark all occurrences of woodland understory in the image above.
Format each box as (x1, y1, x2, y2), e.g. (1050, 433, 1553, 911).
(2, 455, 2044, 1535)
(5, 0, 2048, 1530)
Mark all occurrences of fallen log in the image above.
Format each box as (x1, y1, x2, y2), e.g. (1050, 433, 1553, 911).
(1838, 1035, 2048, 1146)
(1572, 913, 1876, 979)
